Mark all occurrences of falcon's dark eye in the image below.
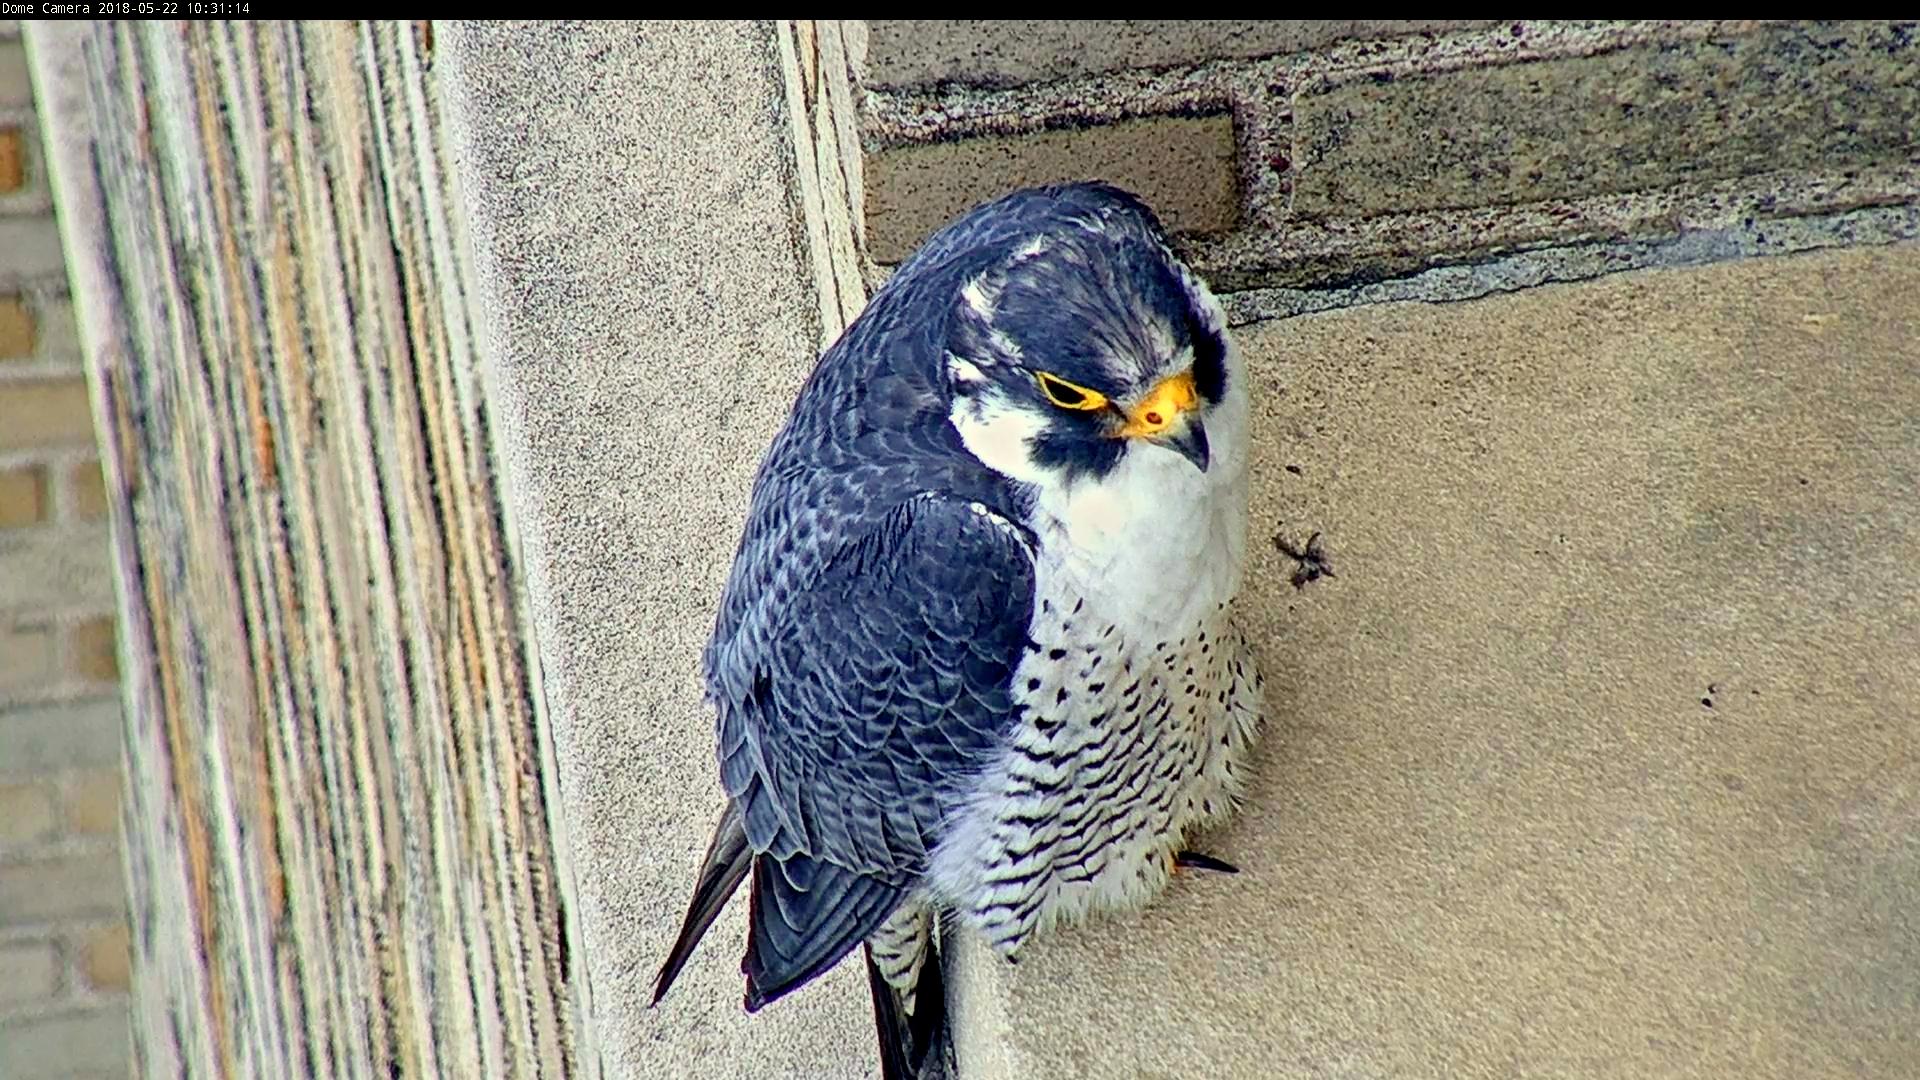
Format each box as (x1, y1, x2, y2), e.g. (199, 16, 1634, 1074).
(1034, 371, 1109, 412)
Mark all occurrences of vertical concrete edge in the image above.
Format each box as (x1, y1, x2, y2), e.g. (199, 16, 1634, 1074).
(430, 20, 873, 1077)
(427, 22, 600, 1080)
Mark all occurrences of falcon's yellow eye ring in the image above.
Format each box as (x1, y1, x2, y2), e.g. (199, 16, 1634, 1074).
(1034, 371, 1109, 412)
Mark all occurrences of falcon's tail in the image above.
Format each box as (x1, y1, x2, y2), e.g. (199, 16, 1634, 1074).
(865, 936, 951, 1080)
(651, 801, 751, 1006)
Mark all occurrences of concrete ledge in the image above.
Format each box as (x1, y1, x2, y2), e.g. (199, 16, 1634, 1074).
(957, 241, 1920, 1078)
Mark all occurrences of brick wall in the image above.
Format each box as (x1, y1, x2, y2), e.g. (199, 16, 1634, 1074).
(859, 20, 1920, 291)
(0, 26, 133, 1080)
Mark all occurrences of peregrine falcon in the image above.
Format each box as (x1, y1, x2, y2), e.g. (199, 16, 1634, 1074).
(652, 182, 1264, 1078)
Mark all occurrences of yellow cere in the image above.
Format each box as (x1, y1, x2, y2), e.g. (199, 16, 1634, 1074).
(1035, 371, 1110, 411)
(1117, 370, 1198, 437)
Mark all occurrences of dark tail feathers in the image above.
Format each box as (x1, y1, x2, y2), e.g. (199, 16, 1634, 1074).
(866, 938, 952, 1080)
(655, 802, 949, 1079)
(652, 801, 752, 1007)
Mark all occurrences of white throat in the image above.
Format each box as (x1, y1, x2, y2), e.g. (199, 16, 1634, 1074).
(948, 351, 1251, 639)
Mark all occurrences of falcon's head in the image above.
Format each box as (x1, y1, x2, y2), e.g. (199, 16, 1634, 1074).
(938, 185, 1232, 489)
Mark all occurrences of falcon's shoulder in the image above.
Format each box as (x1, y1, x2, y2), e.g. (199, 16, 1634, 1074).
(709, 491, 1036, 879)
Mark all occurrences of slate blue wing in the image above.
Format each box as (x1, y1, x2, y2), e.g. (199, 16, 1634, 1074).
(713, 492, 1035, 1007)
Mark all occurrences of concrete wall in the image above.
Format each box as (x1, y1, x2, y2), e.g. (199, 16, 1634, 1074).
(0, 23, 132, 1080)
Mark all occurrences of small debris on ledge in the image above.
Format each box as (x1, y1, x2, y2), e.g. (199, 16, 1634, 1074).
(1274, 529, 1336, 590)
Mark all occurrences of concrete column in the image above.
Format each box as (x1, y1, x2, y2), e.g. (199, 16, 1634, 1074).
(28, 22, 574, 1078)
(434, 20, 875, 1080)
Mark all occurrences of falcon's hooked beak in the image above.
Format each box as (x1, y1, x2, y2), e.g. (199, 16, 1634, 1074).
(1115, 369, 1210, 472)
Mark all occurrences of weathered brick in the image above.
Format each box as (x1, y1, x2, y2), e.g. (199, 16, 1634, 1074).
(68, 616, 118, 684)
(0, 39, 27, 108)
(0, 463, 46, 527)
(0, 376, 95, 453)
(0, 620, 54, 694)
(30, 296, 78, 362)
(0, 294, 31, 359)
(0, 526, 117, 611)
(866, 113, 1239, 264)
(866, 20, 1495, 90)
(1294, 21, 1920, 219)
(0, 939, 58, 1005)
(0, 219, 66, 282)
(0, 850, 127, 925)
(68, 460, 109, 521)
(0, 1005, 133, 1077)
(79, 923, 130, 992)
(0, 698, 123, 776)
(64, 768, 122, 837)
(0, 779, 55, 845)
(0, 125, 22, 193)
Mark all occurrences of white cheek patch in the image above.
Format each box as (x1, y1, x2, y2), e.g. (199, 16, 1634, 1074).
(947, 355, 988, 388)
(950, 393, 1055, 486)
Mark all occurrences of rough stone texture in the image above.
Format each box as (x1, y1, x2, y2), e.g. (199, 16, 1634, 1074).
(781, 22, 875, 342)
(12, 15, 1917, 1080)
(859, 21, 1920, 290)
(30, 21, 573, 1079)
(1294, 21, 1920, 219)
(865, 112, 1240, 264)
(954, 242, 1920, 1078)
(438, 19, 884, 1080)
(865, 20, 1495, 90)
